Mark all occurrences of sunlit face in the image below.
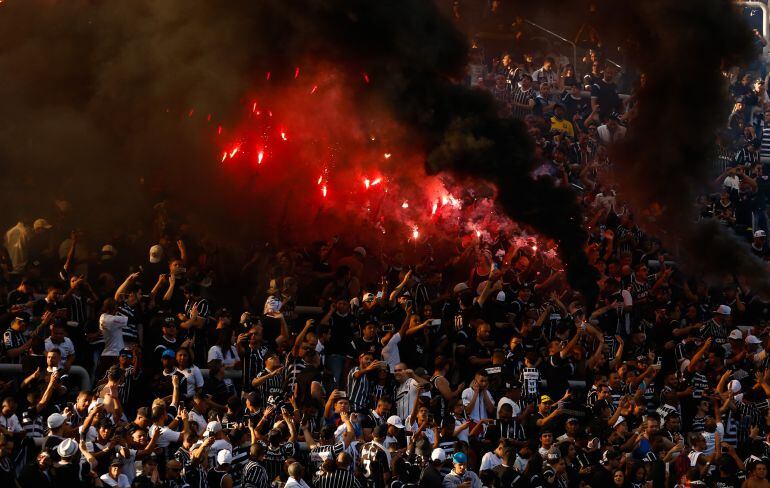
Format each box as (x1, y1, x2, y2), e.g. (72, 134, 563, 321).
(613, 471, 625, 485)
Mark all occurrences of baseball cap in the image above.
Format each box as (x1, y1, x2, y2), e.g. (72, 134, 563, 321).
(452, 452, 468, 464)
(566, 417, 579, 424)
(119, 348, 134, 357)
(110, 456, 124, 467)
(601, 449, 622, 464)
(729, 329, 743, 340)
(149, 245, 163, 264)
(57, 438, 77, 458)
(100, 245, 118, 261)
(728, 379, 742, 393)
(217, 449, 233, 465)
(747, 335, 762, 344)
(204, 421, 223, 437)
(386, 415, 405, 429)
(431, 448, 447, 462)
(33, 219, 53, 231)
(755, 230, 767, 238)
(47, 413, 65, 429)
(716, 305, 732, 316)
(161, 349, 176, 359)
(353, 246, 366, 257)
(453, 282, 470, 294)
(362, 292, 375, 303)
(540, 395, 553, 404)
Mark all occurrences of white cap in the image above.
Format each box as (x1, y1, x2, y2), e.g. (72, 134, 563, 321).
(47, 413, 65, 429)
(204, 421, 222, 437)
(431, 448, 447, 462)
(57, 438, 78, 458)
(33, 218, 52, 231)
(386, 415, 405, 429)
(612, 416, 626, 428)
(716, 305, 732, 316)
(496, 291, 506, 302)
(149, 244, 163, 264)
(728, 329, 743, 340)
(100, 245, 118, 261)
(755, 230, 767, 238)
(453, 282, 469, 294)
(217, 449, 233, 465)
(362, 293, 375, 303)
(747, 335, 762, 345)
(728, 379, 742, 393)
(353, 246, 366, 257)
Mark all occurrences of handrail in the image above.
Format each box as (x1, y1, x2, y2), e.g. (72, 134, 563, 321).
(0, 363, 91, 391)
(523, 19, 578, 72)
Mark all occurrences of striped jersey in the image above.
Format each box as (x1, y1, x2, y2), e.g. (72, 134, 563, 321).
(511, 86, 536, 119)
(116, 302, 141, 344)
(241, 460, 269, 488)
(346, 367, 373, 412)
(230, 444, 250, 488)
(313, 469, 362, 488)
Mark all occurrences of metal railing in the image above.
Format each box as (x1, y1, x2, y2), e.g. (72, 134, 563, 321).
(524, 19, 578, 71)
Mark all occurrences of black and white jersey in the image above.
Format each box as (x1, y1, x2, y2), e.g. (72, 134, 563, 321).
(309, 442, 345, 473)
(346, 367, 373, 412)
(257, 441, 295, 482)
(242, 345, 268, 393)
(241, 460, 269, 488)
(230, 444, 250, 488)
(359, 441, 389, 488)
(116, 302, 141, 344)
(313, 469, 362, 488)
(2, 329, 25, 363)
(254, 369, 284, 409)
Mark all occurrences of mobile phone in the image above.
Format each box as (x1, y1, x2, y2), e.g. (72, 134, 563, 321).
(431, 319, 442, 326)
(337, 391, 347, 398)
(382, 324, 395, 333)
(376, 291, 383, 299)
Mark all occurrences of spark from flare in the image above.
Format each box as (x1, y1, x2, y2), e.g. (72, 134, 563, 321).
(294, 67, 300, 79)
(257, 150, 264, 165)
(384, 153, 391, 159)
(412, 227, 419, 240)
(401, 201, 409, 209)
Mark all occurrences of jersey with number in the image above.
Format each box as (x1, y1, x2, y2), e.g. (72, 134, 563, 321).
(520, 367, 541, 402)
(359, 441, 389, 488)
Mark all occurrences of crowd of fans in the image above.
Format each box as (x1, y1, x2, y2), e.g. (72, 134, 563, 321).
(2, 5, 770, 488)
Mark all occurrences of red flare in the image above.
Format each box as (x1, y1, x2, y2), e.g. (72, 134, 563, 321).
(371, 178, 382, 186)
(217, 126, 222, 135)
(432, 201, 438, 215)
(311, 85, 318, 94)
(188, 109, 194, 118)
(321, 185, 327, 198)
(364, 178, 371, 189)
(281, 131, 288, 141)
(401, 201, 409, 209)
(476, 230, 482, 238)
(294, 67, 300, 79)
(221, 152, 227, 163)
(252, 101, 257, 113)
(363, 72, 370, 84)
(257, 150, 264, 165)
(384, 153, 391, 159)
(412, 227, 419, 240)
(206, 114, 211, 121)
(229, 145, 240, 158)
(266, 71, 271, 80)
(317, 176, 323, 185)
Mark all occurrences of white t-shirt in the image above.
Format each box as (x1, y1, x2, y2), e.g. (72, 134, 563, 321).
(100, 473, 130, 488)
(207, 345, 240, 368)
(480, 451, 502, 472)
(45, 337, 76, 368)
(179, 366, 204, 398)
(396, 379, 431, 421)
(461, 388, 494, 422)
(381, 333, 401, 372)
(148, 425, 182, 448)
(701, 422, 724, 454)
(100, 314, 128, 356)
(0, 414, 22, 433)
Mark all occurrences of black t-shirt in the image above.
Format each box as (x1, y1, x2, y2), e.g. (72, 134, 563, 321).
(325, 313, 356, 356)
(590, 79, 621, 119)
(360, 442, 390, 488)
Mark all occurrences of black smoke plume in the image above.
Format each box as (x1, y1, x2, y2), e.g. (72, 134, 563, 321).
(0, 0, 762, 301)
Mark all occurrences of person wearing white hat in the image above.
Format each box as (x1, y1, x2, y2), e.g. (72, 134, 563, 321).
(700, 305, 732, 345)
(206, 449, 233, 488)
(203, 421, 233, 467)
(33, 219, 53, 232)
(419, 448, 447, 486)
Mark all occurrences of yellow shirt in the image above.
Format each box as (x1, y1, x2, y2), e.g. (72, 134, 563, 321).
(550, 117, 574, 138)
